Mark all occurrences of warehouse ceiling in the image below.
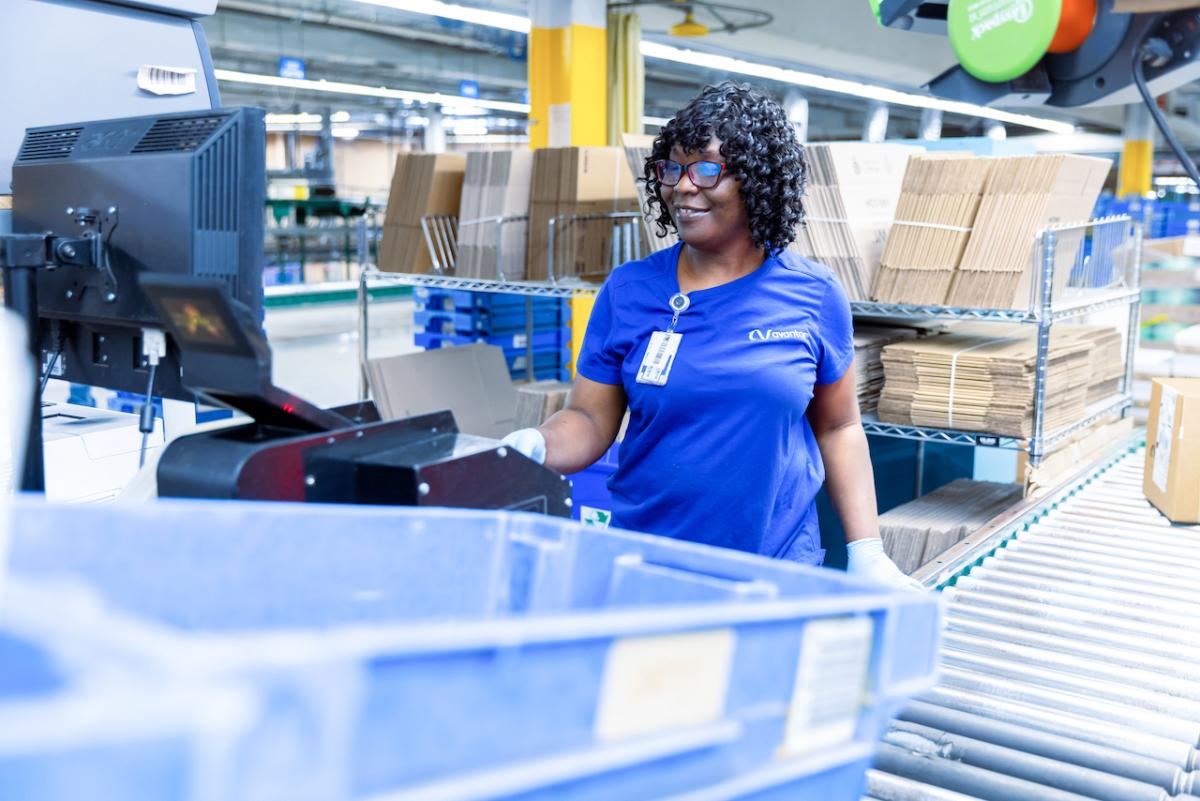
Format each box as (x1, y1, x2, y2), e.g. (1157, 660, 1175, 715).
(204, 0, 1127, 143)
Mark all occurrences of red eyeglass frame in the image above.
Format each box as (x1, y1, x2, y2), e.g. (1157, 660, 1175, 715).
(654, 159, 728, 189)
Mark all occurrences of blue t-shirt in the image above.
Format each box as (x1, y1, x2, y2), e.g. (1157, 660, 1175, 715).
(577, 243, 855, 565)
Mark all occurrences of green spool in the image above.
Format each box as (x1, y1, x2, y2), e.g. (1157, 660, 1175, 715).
(948, 0, 1062, 83)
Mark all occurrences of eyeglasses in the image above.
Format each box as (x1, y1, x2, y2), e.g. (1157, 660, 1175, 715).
(654, 159, 727, 189)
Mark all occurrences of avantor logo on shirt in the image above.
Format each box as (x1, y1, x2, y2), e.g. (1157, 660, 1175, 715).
(749, 328, 809, 343)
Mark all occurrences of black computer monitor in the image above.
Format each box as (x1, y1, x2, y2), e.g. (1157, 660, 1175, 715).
(10, 107, 265, 400)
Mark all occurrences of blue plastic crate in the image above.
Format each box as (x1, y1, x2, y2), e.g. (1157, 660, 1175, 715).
(414, 325, 571, 353)
(0, 616, 269, 801)
(506, 347, 571, 374)
(567, 443, 620, 527)
(5, 499, 941, 801)
(107, 391, 162, 419)
(415, 287, 566, 312)
(415, 307, 570, 336)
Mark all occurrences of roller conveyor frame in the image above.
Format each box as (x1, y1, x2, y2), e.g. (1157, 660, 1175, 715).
(875, 436, 1200, 801)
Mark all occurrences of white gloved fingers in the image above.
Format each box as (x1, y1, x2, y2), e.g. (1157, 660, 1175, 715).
(501, 428, 547, 465)
(845, 537, 925, 592)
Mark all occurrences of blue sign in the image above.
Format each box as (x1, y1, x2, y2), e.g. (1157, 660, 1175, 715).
(278, 57, 306, 81)
(458, 79, 480, 99)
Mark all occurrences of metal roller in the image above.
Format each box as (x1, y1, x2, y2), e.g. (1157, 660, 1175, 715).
(919, 685, 1200, 768)
(940, 633, 1200, 705)
(938, 666, 1200, 744)
(1015, 529, 1200, 564)
(940, 649, 1200, 718)
(953, 574, 1200, 624)
(942, 633, 1200, 703)
(864, 770, 986, 801)
(1021, 525, 1200, 559)
(945, 611, 1200, 679)
(872, 742, 1102, 801)
(944, 588, 1200, 647)
(1003, 536, 1200, 576)
(899, 702, 1200, 795)
(884, 721, 1190, 801)
(1044, 511, 1195, 538)
(975, 555, 1200, 604)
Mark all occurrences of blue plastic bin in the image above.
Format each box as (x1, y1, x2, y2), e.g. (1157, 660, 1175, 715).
(415, 287, 565, 312)
(567, 442, 620, 526)
(0, 615, 266, 801)
(5, 498, 941, 801)
(415, 307, 569, 336)
(414, 328, 570, 353)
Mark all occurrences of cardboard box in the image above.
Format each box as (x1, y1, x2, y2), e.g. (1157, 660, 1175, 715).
(366, 344, 517, 438)
(383, 153, 466, 227)
(379, 224, 439, 274)
(526, 147, 639, 281)
(1143, 377, 1200, 523)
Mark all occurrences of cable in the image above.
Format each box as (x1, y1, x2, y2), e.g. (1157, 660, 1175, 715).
(1132, 35, 1200, 190)
(138, 361, 157, 469)
(38, 347, 61, 397)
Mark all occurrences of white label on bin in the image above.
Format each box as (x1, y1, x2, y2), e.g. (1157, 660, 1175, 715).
(1153, 386, 1178, 494)
(580, 506, 611, 528)
(513, 334, 528, 349)
(780, 616, 874, 758)
(594, 628, 735, 742)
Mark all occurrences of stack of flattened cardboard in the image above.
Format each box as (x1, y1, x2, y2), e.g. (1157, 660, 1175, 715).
(877, 324, 1092, 438)
(872, 154, 1110, 308)
(1061, 324, 1125, 403)
(456, 150, 534, 280)
(514, 380, 572, 429)
(871, 153, 987, 305)
(379, 153, 467, 274)
(795, 143, 921, 300)
(946, 154, 1110, 309)
(527, 147, 641, 281)
(881, 479, 1024, 575)
(622, 133, 680, 254)
(366, 344, 516, 438)
(853, 324, 922, 412)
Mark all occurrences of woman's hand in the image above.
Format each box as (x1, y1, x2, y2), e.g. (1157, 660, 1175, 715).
(507, 376, 627, 475)
(846, 538, 924, 590)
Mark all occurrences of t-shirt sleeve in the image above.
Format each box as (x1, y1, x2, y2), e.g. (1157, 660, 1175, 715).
(816, 276, 855, 385)
(576, 281, 624, 385)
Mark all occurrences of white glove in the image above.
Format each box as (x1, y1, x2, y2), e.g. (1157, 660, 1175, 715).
(846, 538, 924, 591)
(501, 428, 547, 465)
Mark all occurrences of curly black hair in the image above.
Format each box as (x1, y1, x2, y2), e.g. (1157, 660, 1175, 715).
(644, 81, 806, 255)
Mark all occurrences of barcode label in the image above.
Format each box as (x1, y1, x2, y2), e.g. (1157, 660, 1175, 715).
(636, 331, 682, 386)
(780, 616, 874, 758)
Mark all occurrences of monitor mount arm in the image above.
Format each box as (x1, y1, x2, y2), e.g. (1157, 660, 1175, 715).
(0, 204, 119, 492)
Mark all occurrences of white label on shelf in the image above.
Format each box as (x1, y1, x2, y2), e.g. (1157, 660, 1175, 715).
(781, 616, 874, 758)
(1153, 385, 1178, 494)
(548, 104, 571, 148)
(594, 628, 735, 742)
(513, 334, 528, 349)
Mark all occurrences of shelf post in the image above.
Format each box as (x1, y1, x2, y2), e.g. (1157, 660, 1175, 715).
(357, 267, 370, 401)
(1123, 220, 1144, 401)
(1030, 229, 1057, 467)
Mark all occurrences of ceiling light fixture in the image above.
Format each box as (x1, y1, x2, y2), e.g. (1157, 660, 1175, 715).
(213, 69, 530, 114)
(350, 0, 529, 33)
(264, 112, 322, 124)
(639, 42, 1075, 135)
(330, 110, 352, 123)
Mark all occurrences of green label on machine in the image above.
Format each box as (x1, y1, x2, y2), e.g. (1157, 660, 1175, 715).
(948, 0, 1061, 83)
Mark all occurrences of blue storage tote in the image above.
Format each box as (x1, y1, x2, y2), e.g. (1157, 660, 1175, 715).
(4, 498, 941, 801)
(0, 609, 267, 801)
(568, 442, 620, 526)
(416, 306, 568, 336)
(415, 328, 570, 353)
(415, 287, 565, 312)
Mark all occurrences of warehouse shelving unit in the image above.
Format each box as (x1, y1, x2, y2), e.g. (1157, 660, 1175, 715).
(356, 212, 640, 392)
(851, 215, 1142, 471)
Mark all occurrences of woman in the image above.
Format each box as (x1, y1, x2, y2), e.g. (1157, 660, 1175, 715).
(504, 81, 918, 589)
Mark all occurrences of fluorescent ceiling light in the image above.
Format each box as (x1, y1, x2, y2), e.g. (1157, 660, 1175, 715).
(639, 42, 1074, 135)
(350, 0, 529, 33)
(332, 126, 361, 139)
(1155, 176, 1197, 186)
(266, 122, 323, 132)
(451, 134, 531, 144)
(265, 112, 322, 124)
(214, 69, 529, 114)
(330, 110, 352, 123)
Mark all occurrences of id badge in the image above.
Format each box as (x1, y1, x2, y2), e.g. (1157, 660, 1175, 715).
(636, 331, 682, 386)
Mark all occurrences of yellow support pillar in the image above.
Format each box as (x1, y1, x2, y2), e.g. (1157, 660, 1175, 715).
(1118, 102, 1154, 198)
(528, 0, 607, 373)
